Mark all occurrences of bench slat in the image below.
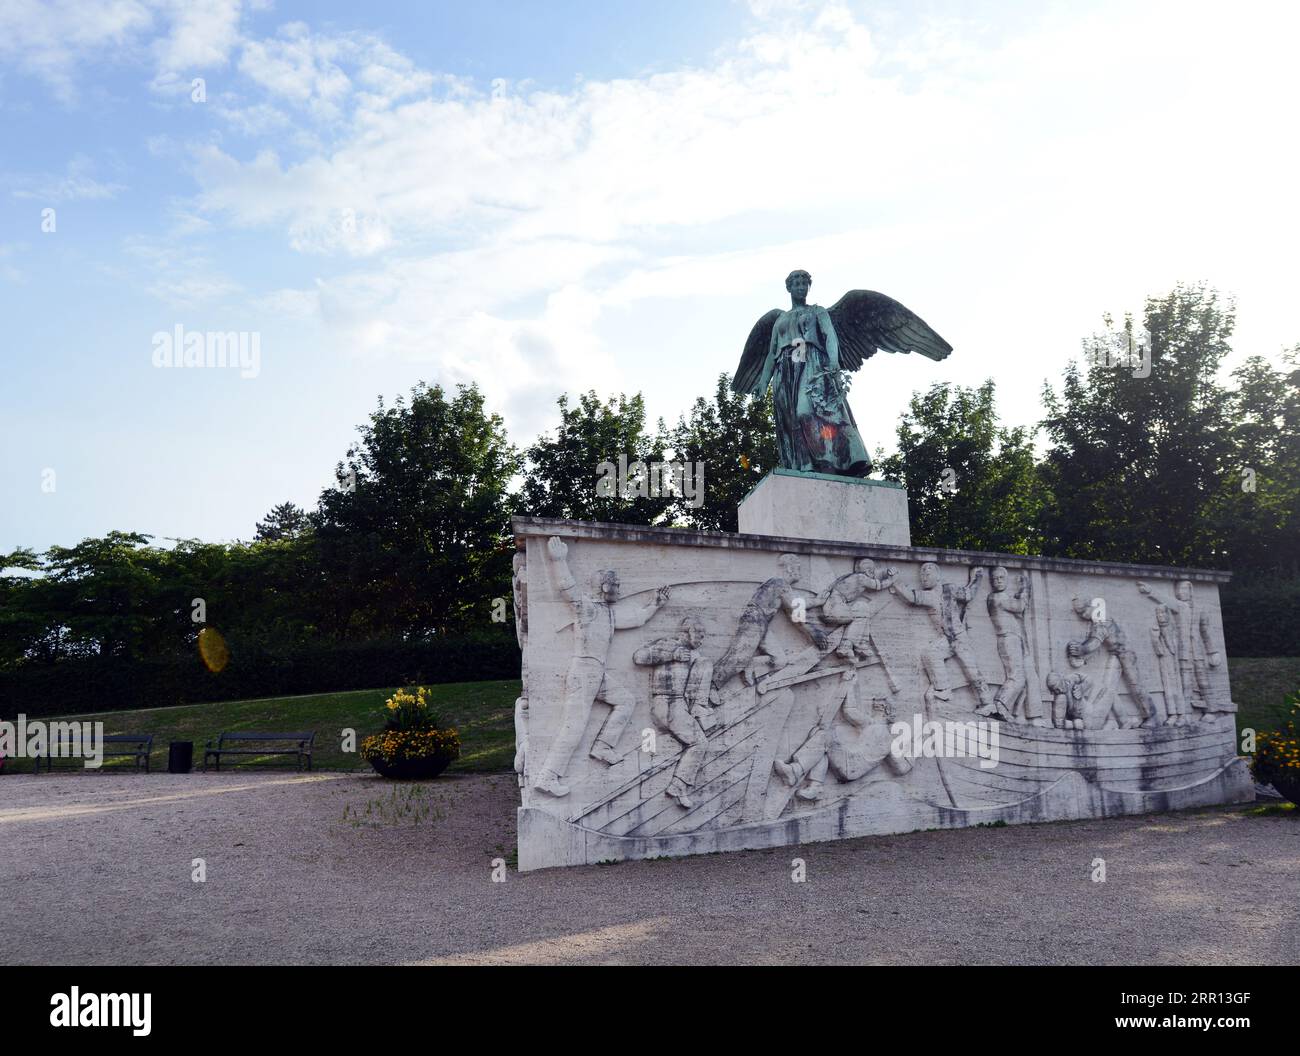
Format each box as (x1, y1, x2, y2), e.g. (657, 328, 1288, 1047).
(217, 732, 314, 742)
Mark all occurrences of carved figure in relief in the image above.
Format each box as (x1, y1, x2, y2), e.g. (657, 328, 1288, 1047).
(711, 553, 828, 689)
(891, 563, 999, 716)
(1066, 597, 1156, 727)
(533, 537, 670, 798)
(1136, 580, 1226, 723)
(1150, 604, 1189, 725)
(633, 616, 718, 810)
(773, 676, 912, 802)
(1045, 670, 1093, 730)
(813, 557, 899, 689)
(986, 566, 1047, 726)
(512, 551, 529, 782)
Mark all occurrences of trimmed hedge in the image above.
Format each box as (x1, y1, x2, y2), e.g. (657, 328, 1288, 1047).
(1220, 576, 1300, 657)
(3, 577, 1291, 717)
(0, 633, 521, 719)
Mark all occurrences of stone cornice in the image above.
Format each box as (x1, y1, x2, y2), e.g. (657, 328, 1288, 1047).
(510, 515, 1232, 583)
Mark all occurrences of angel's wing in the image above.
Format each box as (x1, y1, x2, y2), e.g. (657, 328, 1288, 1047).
(731, 308, 782, 394)
(827, 290, 953, 372)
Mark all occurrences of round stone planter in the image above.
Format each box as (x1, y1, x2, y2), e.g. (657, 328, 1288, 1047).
(367, 751, 455, 781)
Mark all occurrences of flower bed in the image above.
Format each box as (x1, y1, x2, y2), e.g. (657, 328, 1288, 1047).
(1251, 691, 1300, 806)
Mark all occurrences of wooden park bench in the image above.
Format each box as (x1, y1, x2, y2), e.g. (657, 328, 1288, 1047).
(203, 731, 315, 772)
(34, 733, 154, 773)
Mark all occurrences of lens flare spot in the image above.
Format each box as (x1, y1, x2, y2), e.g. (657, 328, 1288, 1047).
(198, 627, 230, 673)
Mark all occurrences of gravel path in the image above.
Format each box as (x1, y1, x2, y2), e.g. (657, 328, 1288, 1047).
(2, 771, 1297, 965)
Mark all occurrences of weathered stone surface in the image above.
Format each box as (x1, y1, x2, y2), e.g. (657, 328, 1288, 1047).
(511, 514, 1249, 872)
(738, 469, 911, 546)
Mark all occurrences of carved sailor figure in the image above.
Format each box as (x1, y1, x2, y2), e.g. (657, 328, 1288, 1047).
(633, 616, 718, 810)
(512, 551, 530, 784)
(891, 563, 998, 716)
(1136, 580, 1225, 723)
(1045, 670, 1092, 730)
(986, 566, 1046, 726)
(814, 556, 898, 671)
(711, 553, 827, 689)
(533, 536, 670, 798)
(1066, 596, 1156, 728)
(773, 680, 911, 802)
(1149, 603, 1189, 725)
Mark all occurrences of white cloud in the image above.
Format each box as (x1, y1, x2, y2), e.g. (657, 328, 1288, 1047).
(175, 1, 1300, 436)
(150, 0, 242, 89)
(146, 273, 241, 306)
(0, 0, 249, 101)
(301, 239, 631, 435)
(253, 286, 320, 319)
(0, 243, 23, 283)
(238, 23, 352, 118)
(210, 97, 291, 136)
(7, 156, 126, 202)
(7, 1, 1298, 443)
(121, 231, 240, 308)
(0, 0, 153, 102)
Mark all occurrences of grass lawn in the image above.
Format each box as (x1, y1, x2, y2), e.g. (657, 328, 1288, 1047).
(1227, 657, 1300, 737)
(12, 657, 1298, 777)
(28, 679, 520, 775)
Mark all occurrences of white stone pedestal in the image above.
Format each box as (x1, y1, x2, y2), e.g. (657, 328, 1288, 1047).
(738, 469, 911, 546)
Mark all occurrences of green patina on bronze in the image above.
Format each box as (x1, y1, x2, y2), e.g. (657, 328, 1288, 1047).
(733, 270, 953, 478)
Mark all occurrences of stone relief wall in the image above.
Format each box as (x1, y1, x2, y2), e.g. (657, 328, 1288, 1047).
(512, 518, 1251, 871)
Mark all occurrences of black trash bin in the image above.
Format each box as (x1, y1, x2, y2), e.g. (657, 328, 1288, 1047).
(168, 741, 193, 774)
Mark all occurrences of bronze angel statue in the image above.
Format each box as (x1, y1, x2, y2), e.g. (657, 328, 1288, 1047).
(733, 270, 953, 477)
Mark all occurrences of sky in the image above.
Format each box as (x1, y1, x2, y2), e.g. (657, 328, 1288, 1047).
(2, 0, 1298, 552)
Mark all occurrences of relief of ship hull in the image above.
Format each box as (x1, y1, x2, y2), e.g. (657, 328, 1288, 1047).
(925, 694, 1243, 811)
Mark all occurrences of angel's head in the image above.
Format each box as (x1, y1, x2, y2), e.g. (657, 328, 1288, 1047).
(785, 270, 811, 303)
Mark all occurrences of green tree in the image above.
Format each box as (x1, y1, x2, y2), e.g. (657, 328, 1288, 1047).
(23, 532, 165, 661)
(521, 391, 671, 525)
(255, 502, 310, 542)
(0, 546, 61, 667)
(1206, 350, 1300, 573)
(313, 382, 520, 638)
(662, 374, 777, 532)
(1040, 283, 1236, 565)
(878, 380, 1044, 554)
